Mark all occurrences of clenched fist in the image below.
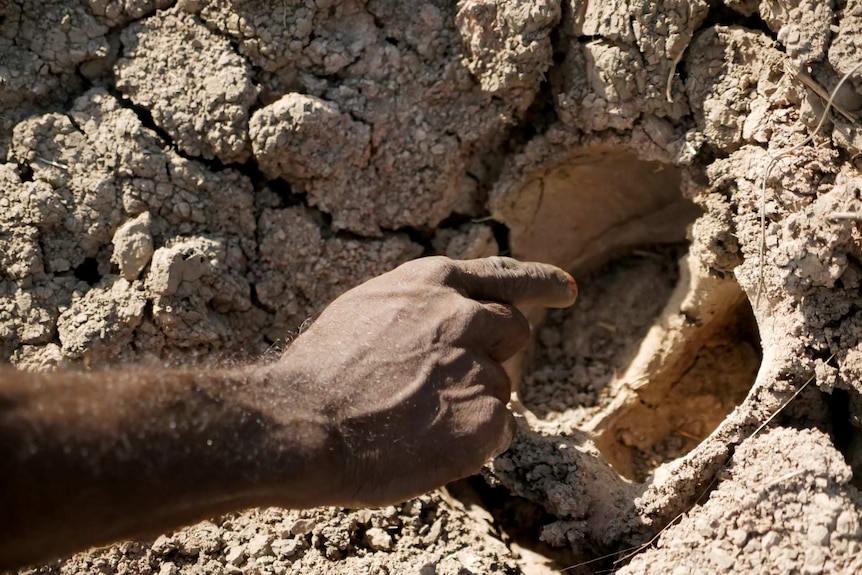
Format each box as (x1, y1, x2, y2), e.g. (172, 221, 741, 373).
(258, 256, 577, 506)
(0, 256, 576, 570)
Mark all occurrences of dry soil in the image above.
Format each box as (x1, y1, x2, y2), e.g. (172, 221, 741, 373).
(4, 0, 862, 574)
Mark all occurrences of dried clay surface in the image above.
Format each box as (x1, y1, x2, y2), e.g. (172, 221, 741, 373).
(4, 0, 862, 574)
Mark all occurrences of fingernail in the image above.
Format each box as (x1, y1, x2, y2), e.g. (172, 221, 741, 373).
(563, 271, 578, 300)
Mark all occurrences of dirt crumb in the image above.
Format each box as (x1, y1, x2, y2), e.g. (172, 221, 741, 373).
(456, 0, 561, 111)
(58, 277, 147, 360)
(111, 212, 154, 282)
(552, 0, 708, 132)
(250, 93, 371, 181)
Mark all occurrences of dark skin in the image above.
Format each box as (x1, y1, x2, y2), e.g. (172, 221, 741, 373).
(0, 256, 577, 570)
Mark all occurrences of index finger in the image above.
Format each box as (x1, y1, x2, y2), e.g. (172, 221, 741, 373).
(446, 256, 578, 308)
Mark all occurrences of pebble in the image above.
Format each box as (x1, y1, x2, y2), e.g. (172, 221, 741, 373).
(366, 527, 394, 551)
(729, 528, 748, 547)
(455, 551, 480, 570)
(290, 519, 315, 536)
(807, 524, 830, 546)
(158, 562, 178, 575)
(151, 535, 176, 554)
(803, 547, 826, 574)
(696, 519, 713, 538)
(762, 531, 781, 549)
(111, 212, 153, 280)
(247, 533, 273, 558)
(422, 518, 445, 547)
(225, 545, 246, 566)
(272, 538, 299, 558)
(836, 510, 861, 537)
(354, 509, 373, 524)
(743, 537, 762, 553)
(709, 548, 734, 571)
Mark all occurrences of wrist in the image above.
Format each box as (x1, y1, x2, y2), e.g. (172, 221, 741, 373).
(244, 361, 350, 508)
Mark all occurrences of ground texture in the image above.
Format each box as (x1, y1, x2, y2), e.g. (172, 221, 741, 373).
(4, 0, 862, 573)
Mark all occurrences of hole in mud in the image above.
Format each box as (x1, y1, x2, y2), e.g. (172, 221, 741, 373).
(826, 388, 862, 490)
(521, 249, 760, 482)
(502, 147, 761, 482)
(522, 245, 688, 419)
(702, 2, 775, 39)
(828, 388, 854, 454)
(497, 147, 699, 272)
(17, 163, 34, 182)
(73, 257, 102, 285)
(490, 220, 511, 256)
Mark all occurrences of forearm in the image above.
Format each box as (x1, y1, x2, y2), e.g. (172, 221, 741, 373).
(0, 365, 334, 570)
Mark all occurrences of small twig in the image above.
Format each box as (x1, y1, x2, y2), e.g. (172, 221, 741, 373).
(559, 358, 829, 573)
(632, 249, 666, 260)
(676, 428, 703, 442)
(614, 512, 686, 565)
(761, 468, 808, 490)
(596, 321, 618, 334)
(757, 61, 862, 303)
(34, 156, 69, 170)
(829, 211, 862, 221)
(745, 363, 824, 442)
(259, 338, 284, 360)
(785, 62, 858, 123)
(560, 539, 666, 572)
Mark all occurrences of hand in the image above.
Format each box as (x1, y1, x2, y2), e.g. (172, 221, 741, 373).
(259, 256, 577, 507)
(0, 256, 575, 570)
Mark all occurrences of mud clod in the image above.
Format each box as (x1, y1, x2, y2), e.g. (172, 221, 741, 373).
(111, 211, 154, 281)
(250, 93, 371, 181)
(117, 7, 259, 164)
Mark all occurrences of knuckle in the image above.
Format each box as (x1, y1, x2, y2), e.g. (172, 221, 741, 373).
(402, 255, 456, 284)
(483, 302, 530, 340)
(487, 256, 519, 270)
(447, 299, 482, 336)
(473, 361, 513, 409)
(458, 298, 484, 321)
(423, 254, 455, 270)
(483, 256, 520, 277)
(481, 301, 510, 316)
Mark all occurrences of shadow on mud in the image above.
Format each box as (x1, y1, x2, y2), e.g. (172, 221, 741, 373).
(494, 145, 762, 481)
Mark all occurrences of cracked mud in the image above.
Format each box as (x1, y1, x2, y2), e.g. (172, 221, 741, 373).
(5, 1, 862, 574)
